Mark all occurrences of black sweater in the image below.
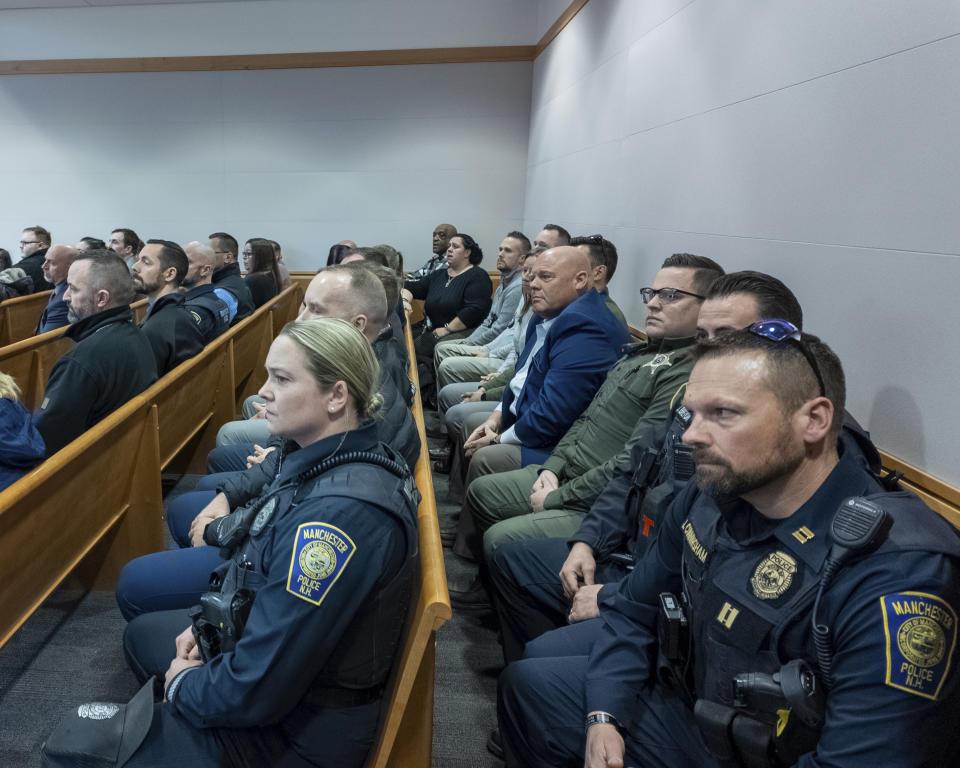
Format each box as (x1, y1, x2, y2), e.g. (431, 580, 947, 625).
(405, 266, 492, 330)
(244, 270, 280, 309)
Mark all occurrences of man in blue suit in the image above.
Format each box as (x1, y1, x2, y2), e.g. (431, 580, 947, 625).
(452, 246, 630, 562)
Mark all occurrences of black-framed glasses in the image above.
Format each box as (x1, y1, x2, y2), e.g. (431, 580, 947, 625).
(747, 319, 826, 397)
(640, 286, 705, 304)
(19, 240, 40, 247)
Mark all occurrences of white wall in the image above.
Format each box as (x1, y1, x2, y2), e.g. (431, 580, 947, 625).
(523, 0, 960, 484)
(0, 61, 532, 271)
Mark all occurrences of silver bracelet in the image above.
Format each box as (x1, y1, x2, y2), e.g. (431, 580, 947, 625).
(585, 712, 621, 731)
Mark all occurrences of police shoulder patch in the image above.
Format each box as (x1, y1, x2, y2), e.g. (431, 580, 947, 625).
(286, 522, 356, 606)
(881, 591, 957, 700)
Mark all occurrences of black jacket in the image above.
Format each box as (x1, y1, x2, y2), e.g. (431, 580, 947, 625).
(16, 249, 50, 294)
(35, 305, 158, 456)
(212, 262, 255, 325)
(374, 325, 414, 407)
(140, 292, 206, 376)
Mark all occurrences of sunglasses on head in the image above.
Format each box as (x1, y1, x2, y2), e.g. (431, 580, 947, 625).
(747, 319, 826, 397)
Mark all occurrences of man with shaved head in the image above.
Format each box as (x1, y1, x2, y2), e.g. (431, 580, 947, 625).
(407, 222, 458, 279)
(35, 245, 78, 334)
(35, 250, 157, 456)
(448, 246, 631, 569)
(209, 264, 419, 469)
(181, 241, 232, 341)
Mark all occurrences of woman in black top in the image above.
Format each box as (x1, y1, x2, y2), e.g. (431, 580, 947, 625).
(242, 237, 281, 308)
(402, 233, 492, 407)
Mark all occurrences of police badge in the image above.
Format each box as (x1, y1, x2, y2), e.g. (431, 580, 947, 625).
(249, 496, 278, 536)
(750, 551, 797, 599)
(643, 352, 673, 373)
(77, 703, 119, 720)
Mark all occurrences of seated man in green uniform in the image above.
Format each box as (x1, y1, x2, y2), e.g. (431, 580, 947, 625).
(451, 253, 724, 609)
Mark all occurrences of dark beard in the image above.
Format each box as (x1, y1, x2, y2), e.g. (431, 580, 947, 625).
(692, 441, 805, 498)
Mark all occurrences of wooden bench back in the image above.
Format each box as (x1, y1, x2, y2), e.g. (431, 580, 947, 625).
(0, 298, 146, 409)
(0, 285, 303, 648)
(0, 290, 52, 346)
(0, 394, 164, 647)
(367, 316, 451, 768)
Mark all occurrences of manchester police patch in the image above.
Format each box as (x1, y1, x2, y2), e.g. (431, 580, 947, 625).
(881, 591, 957, 700)
(286, 522, 356, 606)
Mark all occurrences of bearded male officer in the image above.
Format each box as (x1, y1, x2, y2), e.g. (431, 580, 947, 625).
(499, 327, 960, 767)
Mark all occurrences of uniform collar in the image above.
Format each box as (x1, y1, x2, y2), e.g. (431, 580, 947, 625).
(64, 304, 133, 342)
(182, 283, 216, 297)
(146, 291, 185, 317)
(212, 262, 241, 282)
(767, 440, 884, 569)
(278, 421, 381, 481)
(620, 334, 695, 358)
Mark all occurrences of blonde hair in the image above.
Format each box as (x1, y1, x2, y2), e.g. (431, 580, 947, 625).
(280, 317, 383, 421)
(0, 372, 21, 400)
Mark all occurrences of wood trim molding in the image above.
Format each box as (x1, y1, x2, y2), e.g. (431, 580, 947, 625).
(0, 45, 537, 76)
(0, 0, 589, 76)
(535, 0, 592, 57)
(879, 450, 960, 508)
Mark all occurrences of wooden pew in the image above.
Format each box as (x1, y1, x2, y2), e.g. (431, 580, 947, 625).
(368, 313, 451, 768)
(0, 285, 303, 648)
(0, 390, 164, 647)
(880, 451, 960, 530)
(0, 290, 52, 345)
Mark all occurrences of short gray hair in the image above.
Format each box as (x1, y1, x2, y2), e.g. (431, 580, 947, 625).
(75, 249, 135, 306)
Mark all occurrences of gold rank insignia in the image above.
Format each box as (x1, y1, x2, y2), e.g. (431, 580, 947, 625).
(643, 352, 673, 373)
(881, 591, 957, 700)
(791, 526, 815, 544)
(750, 551, 797, 599)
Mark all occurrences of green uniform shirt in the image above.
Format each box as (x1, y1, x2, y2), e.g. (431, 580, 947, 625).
(540, 336, 695, 513)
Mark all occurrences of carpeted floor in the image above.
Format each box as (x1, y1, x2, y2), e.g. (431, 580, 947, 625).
(0, 458, 504, 767)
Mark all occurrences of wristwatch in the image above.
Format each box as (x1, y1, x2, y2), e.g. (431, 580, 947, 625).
(585, 712, 621, 731)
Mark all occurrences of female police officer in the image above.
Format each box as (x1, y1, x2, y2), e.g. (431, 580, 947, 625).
(42, 317, 420, 768)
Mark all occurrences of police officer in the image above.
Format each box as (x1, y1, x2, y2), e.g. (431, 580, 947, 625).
(43, 318, 420, 768)
(498, 326, 960, 767)
(181, 240, 232, 342)
(487, 272, 803, 665)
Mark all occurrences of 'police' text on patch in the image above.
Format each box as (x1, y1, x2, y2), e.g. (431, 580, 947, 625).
(286, 522, 356, 606)
(881, 591, 957, 700)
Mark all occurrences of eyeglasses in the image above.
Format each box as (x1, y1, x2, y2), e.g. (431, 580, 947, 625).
(19, 240, 40, 247)
(640, 287, 705, 304)
(747, 319, 826, 397)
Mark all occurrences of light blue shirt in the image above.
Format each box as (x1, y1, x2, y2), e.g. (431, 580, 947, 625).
(496, 316, 556, 445)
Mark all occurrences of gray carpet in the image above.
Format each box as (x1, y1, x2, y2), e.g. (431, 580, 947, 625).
(0, 459, 504, 767)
